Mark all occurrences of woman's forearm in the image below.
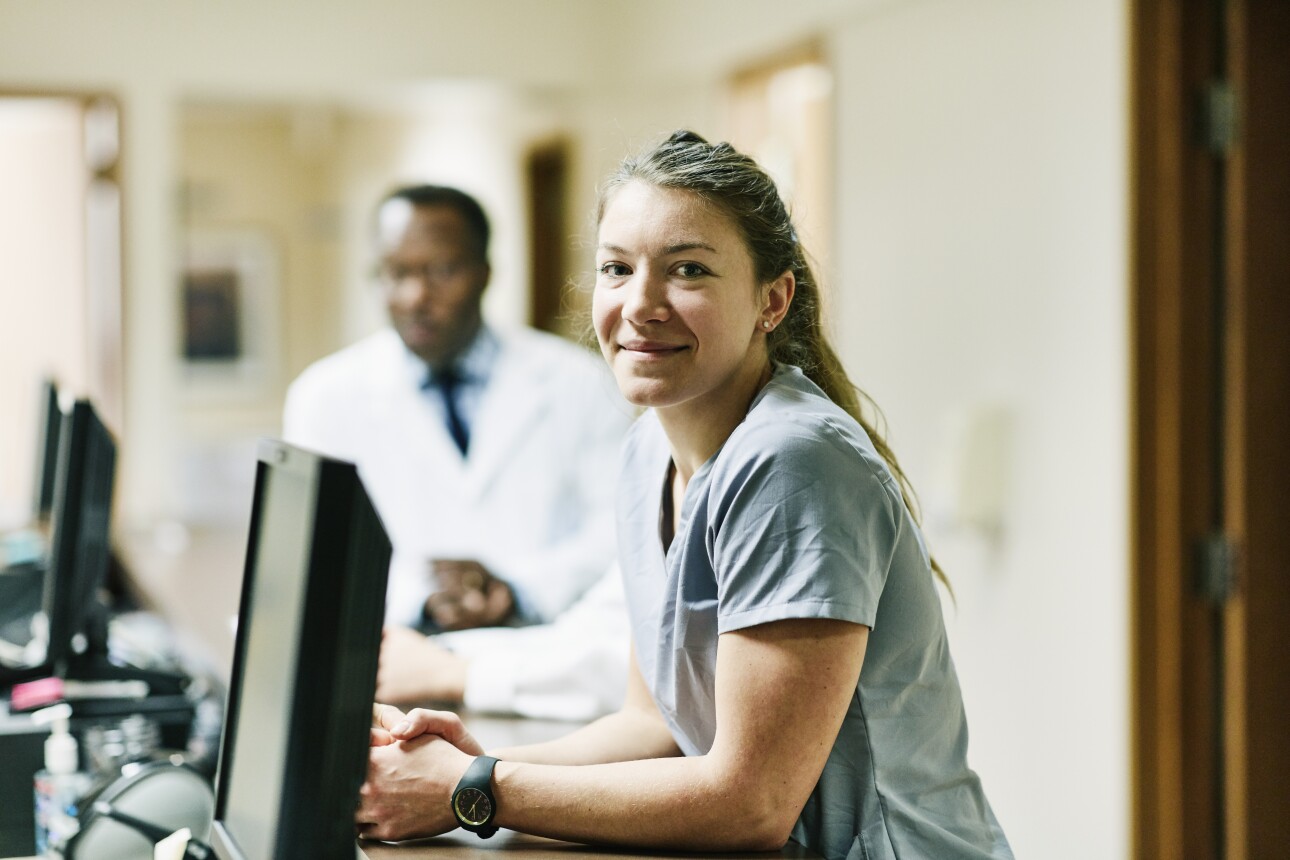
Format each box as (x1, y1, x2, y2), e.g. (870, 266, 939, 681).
(489, 706, 680, 765)
(491, 753, 791, 852)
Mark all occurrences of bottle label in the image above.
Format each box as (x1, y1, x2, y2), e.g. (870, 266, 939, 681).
(34, 770, 93, 857)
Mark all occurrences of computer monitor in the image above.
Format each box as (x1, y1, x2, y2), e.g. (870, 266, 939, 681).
(40, 398, 117, 675)
(211, 440, 390, 860)
(31, 378, 63, 523)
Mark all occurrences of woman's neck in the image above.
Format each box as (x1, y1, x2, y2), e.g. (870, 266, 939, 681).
(657, 358, 774, 483)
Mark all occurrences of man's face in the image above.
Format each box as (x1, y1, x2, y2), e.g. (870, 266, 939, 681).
(376, 201, 489, 369)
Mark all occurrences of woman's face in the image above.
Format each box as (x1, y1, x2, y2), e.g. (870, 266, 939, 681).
(593, 181, 775, 415)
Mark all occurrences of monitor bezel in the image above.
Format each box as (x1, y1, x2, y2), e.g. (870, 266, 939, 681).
(212, 439, 390, 860)
(41, 399, 117, 674)
(31, 378, 62, 523)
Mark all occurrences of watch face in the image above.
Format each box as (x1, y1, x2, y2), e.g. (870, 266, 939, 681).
(454, 786, 494, 827)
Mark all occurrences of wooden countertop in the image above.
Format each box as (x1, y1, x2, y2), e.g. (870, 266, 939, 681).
(363, 831, 819, 859)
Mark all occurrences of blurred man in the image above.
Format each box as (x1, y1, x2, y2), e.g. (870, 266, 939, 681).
(284, 185, 630, 638)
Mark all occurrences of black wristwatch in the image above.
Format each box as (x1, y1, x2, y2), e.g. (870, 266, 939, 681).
(451, 755, 500, 838)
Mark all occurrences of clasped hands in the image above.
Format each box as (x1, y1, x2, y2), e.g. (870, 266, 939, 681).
(357, 704, 485, 842)
(424, 559, 515, 630)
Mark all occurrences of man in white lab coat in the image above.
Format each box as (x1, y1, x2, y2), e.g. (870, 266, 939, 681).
(283, 185, 631, 641)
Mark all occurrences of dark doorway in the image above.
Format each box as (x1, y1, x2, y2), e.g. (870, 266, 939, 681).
(526, 141, 570, 337)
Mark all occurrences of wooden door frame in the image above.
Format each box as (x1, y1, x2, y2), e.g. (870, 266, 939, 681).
(1131, 1, 1220, 854)
(1223, 2, 1290, 856)
(1132, 1, 1290, 857)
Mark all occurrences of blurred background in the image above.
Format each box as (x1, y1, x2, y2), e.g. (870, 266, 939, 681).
(1, 1, 1285, 858)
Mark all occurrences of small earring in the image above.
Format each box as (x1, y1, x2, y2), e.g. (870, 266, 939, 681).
(762, 320, 772, 330)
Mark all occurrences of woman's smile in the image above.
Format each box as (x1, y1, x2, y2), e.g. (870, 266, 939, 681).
(617, 338, 689, 360)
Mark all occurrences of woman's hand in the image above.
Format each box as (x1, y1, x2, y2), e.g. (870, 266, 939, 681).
(371, 702, 406, 747)
(375, 706, 486, 757)
(357, 733, 475, 842)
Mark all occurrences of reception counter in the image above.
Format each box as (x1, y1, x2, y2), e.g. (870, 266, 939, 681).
(363, 831, 819, 859)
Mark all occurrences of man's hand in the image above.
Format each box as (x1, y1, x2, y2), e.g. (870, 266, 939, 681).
(425, 559, 515, 630)
(377, 626, 470, 705)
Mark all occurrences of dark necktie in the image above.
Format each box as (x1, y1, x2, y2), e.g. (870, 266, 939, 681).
(428, 368, 470, 455)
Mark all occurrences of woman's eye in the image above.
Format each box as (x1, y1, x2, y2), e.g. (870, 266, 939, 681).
(598, 262, 630, 278)
(676, 262, 708, 278)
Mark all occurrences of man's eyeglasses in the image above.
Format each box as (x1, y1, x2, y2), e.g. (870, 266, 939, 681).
(374, 259, 480, 288)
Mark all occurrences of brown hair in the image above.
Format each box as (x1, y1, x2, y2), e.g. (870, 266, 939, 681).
(598, 130, 949, 590)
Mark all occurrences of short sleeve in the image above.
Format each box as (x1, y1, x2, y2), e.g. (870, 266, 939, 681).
(706, 418, 901, 634)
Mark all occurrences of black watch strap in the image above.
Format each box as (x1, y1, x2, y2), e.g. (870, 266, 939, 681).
(451, 755, 500, 838)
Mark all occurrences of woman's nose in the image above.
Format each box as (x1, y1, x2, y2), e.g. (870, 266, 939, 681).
(621, 270, 669, 324)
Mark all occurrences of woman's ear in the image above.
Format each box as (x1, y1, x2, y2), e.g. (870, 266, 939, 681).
(761, 269, 796, 330)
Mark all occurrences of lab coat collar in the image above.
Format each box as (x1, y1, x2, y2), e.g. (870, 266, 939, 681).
(462, 328, 560, 498)
(401, 324, 500, 389)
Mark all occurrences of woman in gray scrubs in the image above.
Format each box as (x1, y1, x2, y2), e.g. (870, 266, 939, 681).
(359, 131, 1013, 860)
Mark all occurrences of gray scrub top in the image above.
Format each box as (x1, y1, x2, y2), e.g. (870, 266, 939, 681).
(616, 365, 1013, 860)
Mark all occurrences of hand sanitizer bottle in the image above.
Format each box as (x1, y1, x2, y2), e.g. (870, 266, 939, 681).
(32, 703, 93, 858)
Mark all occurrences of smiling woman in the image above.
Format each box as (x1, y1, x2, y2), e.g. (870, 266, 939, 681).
(357, 131, 1013, 860)
(593, 180, 790, 442)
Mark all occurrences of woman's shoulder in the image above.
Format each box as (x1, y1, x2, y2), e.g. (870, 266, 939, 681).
(721, 367, 896, 491)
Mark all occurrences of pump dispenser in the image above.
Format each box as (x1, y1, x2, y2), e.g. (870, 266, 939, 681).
(40, 704, 77, 774)
(32, 703, 93, 857)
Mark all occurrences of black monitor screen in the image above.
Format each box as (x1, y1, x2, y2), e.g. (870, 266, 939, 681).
(32, 379, 62, 522)
(42, 399, 116, 673)
(212, 440, 390, 860)
(220, 453, 312, 855)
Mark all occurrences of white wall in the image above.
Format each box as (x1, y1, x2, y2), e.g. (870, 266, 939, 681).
(0, 99, 88, 525)
(831, 1, 1129, 856)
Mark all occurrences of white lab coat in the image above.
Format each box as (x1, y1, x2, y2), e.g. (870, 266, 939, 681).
(282, 326, 632, 627)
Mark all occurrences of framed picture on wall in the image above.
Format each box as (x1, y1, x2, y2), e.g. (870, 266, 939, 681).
(183, 266, 242, 360)
(180, 229, 281, 397)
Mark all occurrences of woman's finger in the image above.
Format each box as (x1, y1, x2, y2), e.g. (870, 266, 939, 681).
(392, 708, 485, 755)
(373, 702, 408, 731)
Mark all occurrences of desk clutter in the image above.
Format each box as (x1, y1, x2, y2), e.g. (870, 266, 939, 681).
(0, 394, 220, 858)
(0, 581, 222, 858)
(3, 701, 216, 859)
(2, 388, 391, 859)
(2, 386, 392, 856)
